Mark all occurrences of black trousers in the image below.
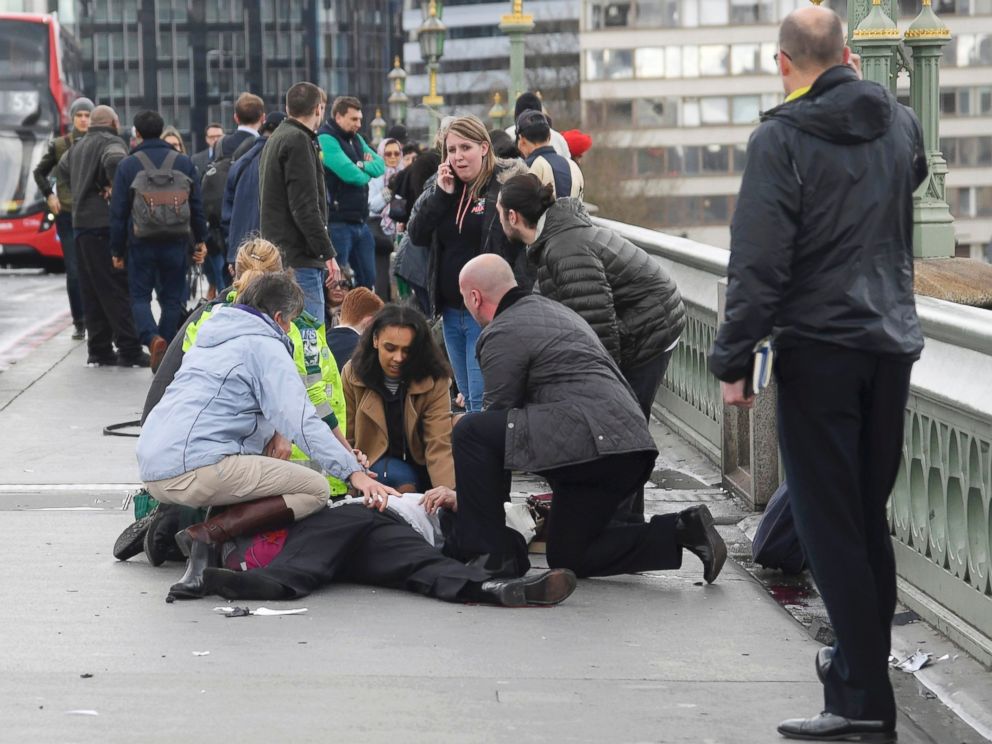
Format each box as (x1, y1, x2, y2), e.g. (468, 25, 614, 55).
(448, 410, 682, 578)
(246, 504, 490, 601)
(619, 347, 675, 518)
(775, 344, 914, 726)
(75, 230, 141, 359)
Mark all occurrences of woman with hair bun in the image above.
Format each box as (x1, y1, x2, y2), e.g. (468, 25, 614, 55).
(406, 115, 530, 413)
(496, 173, 687, 520)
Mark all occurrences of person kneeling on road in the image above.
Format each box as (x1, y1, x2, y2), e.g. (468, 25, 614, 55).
(136, 271, 398, 602)
(444, 254, 726, 583)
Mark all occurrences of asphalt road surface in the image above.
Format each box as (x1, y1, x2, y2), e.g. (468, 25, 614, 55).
(0, 268, 72, 372)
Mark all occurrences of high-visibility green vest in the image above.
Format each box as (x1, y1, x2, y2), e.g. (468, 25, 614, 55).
(288, 313, 348, 496)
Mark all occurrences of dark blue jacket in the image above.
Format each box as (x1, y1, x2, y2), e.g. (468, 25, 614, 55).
(525, 145, 573, 199)
(222, 137, 265, 263)
(110, 139, 208, 258)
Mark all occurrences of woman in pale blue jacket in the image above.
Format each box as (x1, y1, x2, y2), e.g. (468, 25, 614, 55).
(137, 272, 398, 601)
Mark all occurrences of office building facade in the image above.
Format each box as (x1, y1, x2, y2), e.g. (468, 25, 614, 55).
(580, 0, 992, 257)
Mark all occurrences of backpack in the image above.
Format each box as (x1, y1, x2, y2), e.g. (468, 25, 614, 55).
(200, 138, 232, 229)
(130, 150, 192, 240)
(751, 481, 806, 574)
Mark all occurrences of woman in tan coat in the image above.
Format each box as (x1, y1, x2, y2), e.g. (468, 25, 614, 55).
(342, 305, 455, 493)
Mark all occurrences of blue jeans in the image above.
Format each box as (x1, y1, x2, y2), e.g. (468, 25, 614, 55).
(329, 221, 375, 289)
(369, 456, 430, 491)
(202, 250, 226, 292)
(127, 241, 187, 345)
(295, 266, 326, 322)
(441, 306, 484, 412)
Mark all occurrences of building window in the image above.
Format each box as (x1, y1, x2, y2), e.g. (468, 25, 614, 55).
(732, 95, 761, 124)
(586, 49, 634, 80)
(699, 0, 730, 24)
(700, 96, 730, 124)
(636, 48, 665, 78)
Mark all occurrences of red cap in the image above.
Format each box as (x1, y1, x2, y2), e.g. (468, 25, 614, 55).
(561, 129, 593, 158)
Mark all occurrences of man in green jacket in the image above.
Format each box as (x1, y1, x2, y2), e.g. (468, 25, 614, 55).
(317, 96, 384, 291)
(259, 82, 341, 322)
(32, 97, 93, 339)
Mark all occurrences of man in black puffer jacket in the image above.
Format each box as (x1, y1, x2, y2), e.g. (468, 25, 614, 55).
(709, 7, 927, 743)
(498, 176, 686, 518)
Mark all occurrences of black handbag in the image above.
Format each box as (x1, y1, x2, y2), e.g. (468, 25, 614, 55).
(388, 193, 407, 222)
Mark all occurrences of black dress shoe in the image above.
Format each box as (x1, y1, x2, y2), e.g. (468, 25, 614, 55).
(778, 712, 896, 741)
(477, 569, 577, 607)
(675, 505, 727, 583)
(816, 646, 834, 684)
(112, 508, 157, 561)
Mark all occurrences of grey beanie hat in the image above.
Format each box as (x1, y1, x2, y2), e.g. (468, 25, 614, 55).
(69, 97, 95, 119)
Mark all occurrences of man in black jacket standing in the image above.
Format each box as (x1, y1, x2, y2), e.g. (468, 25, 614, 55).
(708, 7, 927, 742)
(435, 254, 725, 585)
(259, 82, 340, 321)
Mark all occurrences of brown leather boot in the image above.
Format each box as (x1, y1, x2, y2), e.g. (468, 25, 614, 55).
(167, 497, 294, 601)
(181, 495, 294, 547)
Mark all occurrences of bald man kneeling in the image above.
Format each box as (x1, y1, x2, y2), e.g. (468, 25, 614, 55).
(434, 254, 725, 584)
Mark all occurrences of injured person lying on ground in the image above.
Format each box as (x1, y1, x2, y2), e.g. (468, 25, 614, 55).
(113, 493, 577, 608)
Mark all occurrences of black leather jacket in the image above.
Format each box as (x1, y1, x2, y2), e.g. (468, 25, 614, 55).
(709, 65, 928, 381)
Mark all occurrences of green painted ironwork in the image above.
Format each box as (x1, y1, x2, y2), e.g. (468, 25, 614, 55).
(500, 0, 535, 111)
(906, 0, 955, 258)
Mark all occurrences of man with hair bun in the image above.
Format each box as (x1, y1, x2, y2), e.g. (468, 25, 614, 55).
(497, 173, 685, 521)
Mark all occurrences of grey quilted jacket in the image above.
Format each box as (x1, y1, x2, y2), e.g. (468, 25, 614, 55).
(527, 199, 686, 369)
(478, 293, 657, 472)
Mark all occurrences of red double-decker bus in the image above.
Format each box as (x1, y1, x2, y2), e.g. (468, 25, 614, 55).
(0, 12, 82, 271)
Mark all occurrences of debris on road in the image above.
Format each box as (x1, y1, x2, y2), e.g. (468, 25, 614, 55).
(891, 649, 932, 672)
(213, 606, 308, 618)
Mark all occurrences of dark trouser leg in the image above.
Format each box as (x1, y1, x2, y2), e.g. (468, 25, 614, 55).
(76, 231, 141, 357)
(241, 504, 378, 598)
(776, 344, 911, 726)
(617, 348, 674, 519)
(56, 213, 84, 324)
(75, 231, 114, 357)
(155, 243, 188, 343)
(342, 510, 492, 602)
(542, 451, 682, 577)
(127, 243, 158, 347)
(445, 410, 529, 577)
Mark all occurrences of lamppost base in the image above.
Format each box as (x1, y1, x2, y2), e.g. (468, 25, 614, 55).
(912, 205, 955, 258)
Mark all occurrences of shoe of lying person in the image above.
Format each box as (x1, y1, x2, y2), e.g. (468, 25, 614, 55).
(777, 712, 896, 742)
(112, 506, 158, 561)
(477, 568, 577, 607)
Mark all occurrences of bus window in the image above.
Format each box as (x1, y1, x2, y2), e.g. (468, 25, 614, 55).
(0, 19, 49, 80)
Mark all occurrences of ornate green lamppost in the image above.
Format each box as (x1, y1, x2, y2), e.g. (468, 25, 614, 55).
(905, 0, 955, 258)
(418, 0, 447, 141)
(387, 56, 409, 129)
(500, 0, 534, 109)
(488, 91, 507, 128)
(852, 0, 902, 94)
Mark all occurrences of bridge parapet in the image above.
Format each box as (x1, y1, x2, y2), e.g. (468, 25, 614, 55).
(594, 216, 992, 664)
